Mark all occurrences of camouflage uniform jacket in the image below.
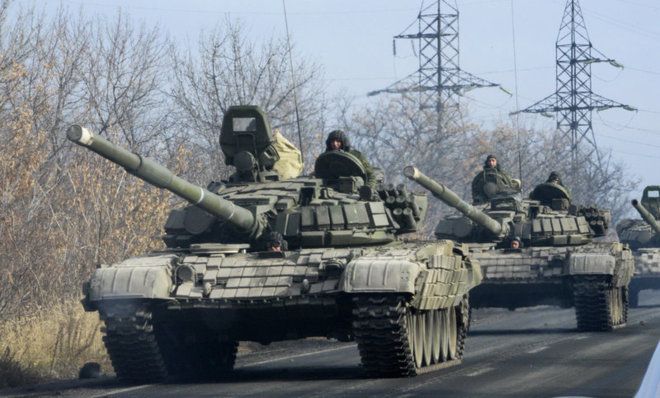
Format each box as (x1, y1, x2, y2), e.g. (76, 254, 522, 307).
(347, 149, 376, 189)
(471, 165, 515, 204)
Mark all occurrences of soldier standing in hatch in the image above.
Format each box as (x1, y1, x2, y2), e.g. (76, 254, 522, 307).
(471, 154, 516, 204)
(546, 171, 572, 200)
(324, 130, 376, 189)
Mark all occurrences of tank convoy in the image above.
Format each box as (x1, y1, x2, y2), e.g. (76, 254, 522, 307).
(404, 166, 634, 332)
(616, 186, 660, 307)
(68, 106, 482, 381)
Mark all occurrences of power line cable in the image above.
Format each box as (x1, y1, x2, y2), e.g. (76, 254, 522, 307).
(583, 7, 660, 41)
(612, 0, 660, 13)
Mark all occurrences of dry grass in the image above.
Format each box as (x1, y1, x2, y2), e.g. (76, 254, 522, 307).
(0, 300, 110, 388)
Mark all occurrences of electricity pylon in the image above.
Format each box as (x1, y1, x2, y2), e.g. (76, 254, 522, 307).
(512, 0, 635, 171)
(369, 0, 500, 132)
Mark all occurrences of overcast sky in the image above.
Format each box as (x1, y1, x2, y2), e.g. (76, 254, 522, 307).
(33, 0, 660, 194)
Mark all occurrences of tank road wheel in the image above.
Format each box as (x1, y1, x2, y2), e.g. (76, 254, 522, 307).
(573, 276, 628, 332)
(99, 303, 169, 382)
(421, 311, 434, 366)
(352, 295, 463, 377)
(430, 310, 442, 364)
(446, 308, 458, 359)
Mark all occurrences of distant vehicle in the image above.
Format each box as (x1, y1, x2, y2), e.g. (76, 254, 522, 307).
(406, 166, 634, 332)
(68, 105, 482, 380)
(617, 185, 660, 307)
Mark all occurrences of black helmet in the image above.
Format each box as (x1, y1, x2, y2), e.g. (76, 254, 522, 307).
(547, 171, 561, 183)
(325, 130, 352, 151)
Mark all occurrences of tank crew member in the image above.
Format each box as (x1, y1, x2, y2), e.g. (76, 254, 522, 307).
(510, 236, 522, 250)
(546, 171, 572, 199)
(325, 130, 376, 188)
(264, 231, 287, 252)
(471, 154, 516, 204)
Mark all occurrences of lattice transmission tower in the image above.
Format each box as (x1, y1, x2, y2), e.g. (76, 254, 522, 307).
(368, 0, 499, 131)
(512, 0, 635, 170)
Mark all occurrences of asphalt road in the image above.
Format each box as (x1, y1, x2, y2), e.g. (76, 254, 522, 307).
(3, 290, 660, 398)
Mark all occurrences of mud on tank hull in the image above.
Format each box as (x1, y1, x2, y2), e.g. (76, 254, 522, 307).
(82, 241, 481, 380)
(467, 241, 634, 332)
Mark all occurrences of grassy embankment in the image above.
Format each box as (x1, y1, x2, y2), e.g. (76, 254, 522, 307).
(0, 301, 110, 388)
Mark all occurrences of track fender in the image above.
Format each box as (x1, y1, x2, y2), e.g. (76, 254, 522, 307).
(567, 253, 615, 275)
(340, 258, 421, 294)
(85, 255, 176, 306)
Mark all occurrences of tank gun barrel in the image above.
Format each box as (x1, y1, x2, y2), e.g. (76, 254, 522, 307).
(632, 199, 660, 235)
(67, 125, 261, 237)
(404, 166, 508, 238)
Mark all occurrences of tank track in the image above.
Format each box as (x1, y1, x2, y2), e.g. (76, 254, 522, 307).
(455, 295, 470, 360)
(573, 276, 627, 332)
(352, 295, 463, 377)
(622, 286, 629, 324)
(100, 304, 169, 382)
(100, 303, 238, 382)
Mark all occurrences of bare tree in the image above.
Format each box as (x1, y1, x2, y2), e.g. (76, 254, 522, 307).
(0, 5, 176, 319)
(170, 21, 327, 182)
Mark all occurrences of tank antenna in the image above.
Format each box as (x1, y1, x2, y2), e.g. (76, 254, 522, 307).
(282, 0, 305, 165)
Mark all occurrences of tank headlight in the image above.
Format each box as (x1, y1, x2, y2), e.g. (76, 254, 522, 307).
(176, 264, 195, 284)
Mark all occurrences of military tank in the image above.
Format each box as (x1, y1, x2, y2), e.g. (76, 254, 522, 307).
(404, 166, 634, 332)
(68, 105, 482, 381)
(616, 186, 660, 307)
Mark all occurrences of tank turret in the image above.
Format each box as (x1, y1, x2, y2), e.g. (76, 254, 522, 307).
(68, 106, 427, 249)
(617, 186, 660, 249)
(617, 186, 660, 307)
(632, 199, 660, 236)
(405, 166, 597, 247)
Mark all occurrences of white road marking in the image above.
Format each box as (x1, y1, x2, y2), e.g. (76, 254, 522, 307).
(466, 367, 494, 377)
(240, 344, 357, 367)
(89, 384, 153, 398)
(527, 346, 549, 354)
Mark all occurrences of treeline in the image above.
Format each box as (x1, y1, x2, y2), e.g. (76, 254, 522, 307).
(0, 1, 636, 320)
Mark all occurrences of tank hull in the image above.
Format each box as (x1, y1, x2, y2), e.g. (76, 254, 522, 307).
(467, 242, 634, 331)
(84, 241, 482, 379)
(628, 248, 660, 307)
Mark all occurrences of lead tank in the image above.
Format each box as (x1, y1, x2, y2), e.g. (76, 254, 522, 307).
(405, 166, 634, 332)
(68, 106, 482, 381)
(616, 186, 660, 307)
